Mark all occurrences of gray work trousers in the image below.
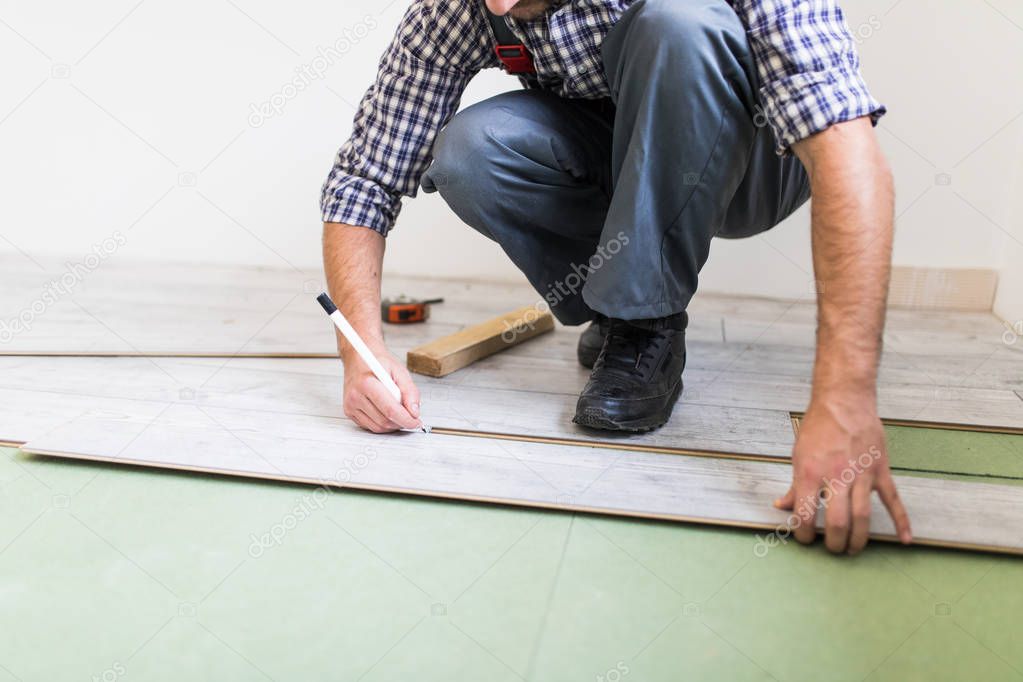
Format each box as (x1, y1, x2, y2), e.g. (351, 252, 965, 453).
(421, 0, 811, 325)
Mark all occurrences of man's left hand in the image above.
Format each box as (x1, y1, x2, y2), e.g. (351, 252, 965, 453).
(775, 394, 913, 555)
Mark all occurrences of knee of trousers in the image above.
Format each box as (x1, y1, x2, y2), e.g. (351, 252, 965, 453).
(627, 0, 747, 51)
(421, 98, 539, 238)
(609, 0, 754, 96)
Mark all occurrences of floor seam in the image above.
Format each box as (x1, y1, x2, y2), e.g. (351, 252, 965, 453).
(523, 514, 575, 682)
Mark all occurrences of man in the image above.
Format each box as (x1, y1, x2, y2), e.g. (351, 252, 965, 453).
(321, 0, 913, 554)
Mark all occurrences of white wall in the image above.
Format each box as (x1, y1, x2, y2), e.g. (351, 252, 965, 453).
(992, 122, 1023, 326)
(0, 0, 1020, 307)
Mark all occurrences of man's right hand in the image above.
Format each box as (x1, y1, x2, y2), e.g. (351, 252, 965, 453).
(323, 222, 421, 433)
(342, 345, 423, 433)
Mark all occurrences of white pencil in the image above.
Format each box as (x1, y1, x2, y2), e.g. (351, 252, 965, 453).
(317, 292, 429, 433)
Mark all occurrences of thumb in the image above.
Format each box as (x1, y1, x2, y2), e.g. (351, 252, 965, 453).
(774, 486, 796, 511)
(390, 361, 421, 419)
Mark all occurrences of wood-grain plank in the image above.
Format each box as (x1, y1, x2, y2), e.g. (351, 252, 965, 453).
(0, 356, 798, 458)
(682, 368, 1023, 429)
(4, 349, 1021, 452)
(4, 255, 1014, 368)
(0, 256, 540, 356)
(420, 341, 1023, 429)
(21, 406, 1023, 555)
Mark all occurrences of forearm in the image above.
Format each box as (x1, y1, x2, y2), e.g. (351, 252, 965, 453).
(793, 118, 894, 403)
(322, 222, 387, 361)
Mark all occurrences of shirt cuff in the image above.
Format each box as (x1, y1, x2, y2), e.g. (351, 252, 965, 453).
(320, 173, 403, 235)
(761, 67, 887, 155)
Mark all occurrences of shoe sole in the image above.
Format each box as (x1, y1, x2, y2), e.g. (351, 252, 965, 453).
(572, 380, 683, 433)
(577, 347, 599, 370)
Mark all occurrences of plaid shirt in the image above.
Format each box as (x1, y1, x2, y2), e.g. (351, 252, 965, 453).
(322, 0, 885, 234)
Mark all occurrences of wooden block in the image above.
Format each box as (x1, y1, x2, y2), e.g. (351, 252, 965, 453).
(407, 306, 554, 377)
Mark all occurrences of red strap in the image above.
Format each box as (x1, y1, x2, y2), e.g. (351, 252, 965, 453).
(494, 44, 536, 75)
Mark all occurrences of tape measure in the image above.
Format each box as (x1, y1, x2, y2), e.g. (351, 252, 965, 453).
(381, 296, 444, 324)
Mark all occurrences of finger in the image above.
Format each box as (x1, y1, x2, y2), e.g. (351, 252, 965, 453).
(791, 472, 822, 545)
(847, 477, 873, 555)
(359, 395, 403, 432)
(353, 408, 391, 434)
(823, 478, 851, 554)
(774, 486, 795, 510)
(363, 379, 419, 430)
(876, 471, 913, 544)
(391, 363, 422, 420)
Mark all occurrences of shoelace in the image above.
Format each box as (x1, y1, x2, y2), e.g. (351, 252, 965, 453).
(597, 322, 669, 378)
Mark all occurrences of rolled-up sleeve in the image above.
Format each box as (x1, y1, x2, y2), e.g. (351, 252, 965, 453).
(320, 1, 492, 234)
(733, 0, 886, 154)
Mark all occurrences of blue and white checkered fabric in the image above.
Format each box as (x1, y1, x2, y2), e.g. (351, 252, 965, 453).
(321, 0, 885, 234)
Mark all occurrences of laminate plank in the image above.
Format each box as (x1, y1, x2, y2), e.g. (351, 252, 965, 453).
(428, 344, 1023, 429)
(0, 256, 540, 355)
(21, 406, 1023, 555)
(0, 356, 798, 458)
(418, 382, 796, 457)
(688, 341, 1022, 392)
(681, 368, 1023, 429)
(447, 323, 1023, 399)
(497, 328, 1021, 388)
(711, 304, 1013, 364)
(3, 349, 1020, 455)
(701, 294, 1007, 339)
(4, 255, 1013, 367)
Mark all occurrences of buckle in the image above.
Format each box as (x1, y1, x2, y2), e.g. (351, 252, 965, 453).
(494, 44, 536, 74)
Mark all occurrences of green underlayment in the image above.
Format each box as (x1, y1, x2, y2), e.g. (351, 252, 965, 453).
(885, 424, 1023, 481)
(2, 435, 1023, 682)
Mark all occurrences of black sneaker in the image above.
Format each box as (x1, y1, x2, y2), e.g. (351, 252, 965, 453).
(576, 314, 610, 369)
(573, 313, 687, 432)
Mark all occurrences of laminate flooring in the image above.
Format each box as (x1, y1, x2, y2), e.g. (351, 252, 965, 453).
(3, 259, 1022, 553)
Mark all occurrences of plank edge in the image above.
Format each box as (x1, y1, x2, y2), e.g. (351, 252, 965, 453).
(21, 444, 1023, 557)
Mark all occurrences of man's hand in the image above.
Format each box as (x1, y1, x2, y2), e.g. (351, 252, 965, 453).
(342, 343, 422, 433)
(323, 222, 423, 433)
(788, 117, 911, 553)
(776, 397, 911, 554)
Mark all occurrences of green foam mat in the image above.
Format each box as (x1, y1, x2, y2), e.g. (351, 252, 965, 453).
(2, 445, 1022, 681)
(885, 424, 1023, 481)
